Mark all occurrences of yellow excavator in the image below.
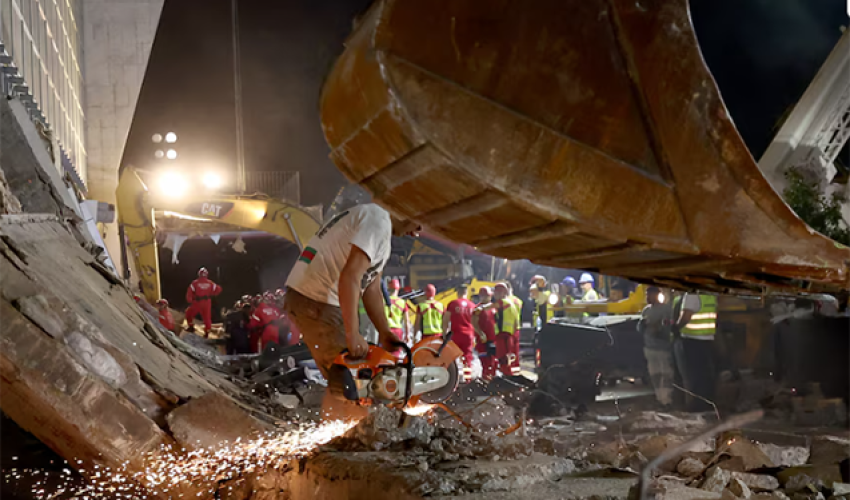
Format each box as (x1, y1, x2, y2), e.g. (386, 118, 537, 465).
(116, 166, 321, 304)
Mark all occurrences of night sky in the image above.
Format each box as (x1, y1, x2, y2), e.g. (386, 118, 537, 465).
(122, 0, 846, 210)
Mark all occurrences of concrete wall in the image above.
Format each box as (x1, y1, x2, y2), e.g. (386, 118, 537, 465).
(81, 0, 163, 264)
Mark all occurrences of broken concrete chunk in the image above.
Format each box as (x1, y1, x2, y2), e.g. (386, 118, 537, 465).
(636, 434, 679, 460)
(703, 465, 734, 493)
(785, 474, 825, 494)
(779, 465, 843, 491)
(810, 437, 850, 466)
(648, 478, 723, 499)
(678, 457, 707, 476)
(753, 492, 790, 500)
(832, 483, 850, 496)
(627, 411, 708, 432)
(586, 440, 625, 467)
(731, 472, 781, 492)
(727, 439, 776, 470)
(533, 436, 569, 456)
(794, 399, 848, 428)
(722, 489, 741, 500)
(64, 331, 127, 387)
(790, 493, 825, 500)
(166, 392, 267, 451)
(718, 456, 748, 473)
(730, 477, 754, 498)
(15, 294, 66, 338)
(273, 393, 300, 409)
(758, 443, 811, 467)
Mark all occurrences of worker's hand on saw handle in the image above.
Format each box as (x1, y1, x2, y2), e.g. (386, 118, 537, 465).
(346, 333, 369, 359)
(379, 329, 402, 353)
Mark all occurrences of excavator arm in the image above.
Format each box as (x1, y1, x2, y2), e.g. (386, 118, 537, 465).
(116, 166, 320, 304)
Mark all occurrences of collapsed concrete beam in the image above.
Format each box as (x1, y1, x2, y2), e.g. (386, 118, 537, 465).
(0, 212, 271, 487)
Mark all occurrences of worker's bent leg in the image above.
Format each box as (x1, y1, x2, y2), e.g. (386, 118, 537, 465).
(200, 300, 213, 334)
(283, 290, 368, 422)
(510, 333, 522, 376)
(644, 347, 674, 406)
(260, 325, 280, 351)
(495, 333, 513, 376)
(185, 303, 199, 330)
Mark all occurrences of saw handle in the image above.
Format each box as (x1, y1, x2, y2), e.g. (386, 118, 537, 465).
(436, 330, 453, 357)
(390, 341, 414, 410)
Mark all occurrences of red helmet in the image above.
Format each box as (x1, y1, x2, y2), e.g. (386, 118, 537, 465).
(198, 267, 209, 278)
(389, 279, 401, 290)
(494, 283, 508, 292)
(156, 298, 169, 308)
(424, 284, 436, 298)
(478, 286, 492, 296)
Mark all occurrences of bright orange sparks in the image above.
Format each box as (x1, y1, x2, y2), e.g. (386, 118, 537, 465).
(403, 404, 435, 416)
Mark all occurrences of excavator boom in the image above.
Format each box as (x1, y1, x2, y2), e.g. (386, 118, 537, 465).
(116, 166, 320, 303)
(320, 0, 849, 295)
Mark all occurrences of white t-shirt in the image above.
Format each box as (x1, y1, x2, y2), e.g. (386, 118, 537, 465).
(681, 293, 702, 313)
(286, 204, 392, 306)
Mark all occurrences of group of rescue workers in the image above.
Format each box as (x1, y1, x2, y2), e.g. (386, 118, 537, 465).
(378, 279, 526, 382)
(153, 268, 295, 355)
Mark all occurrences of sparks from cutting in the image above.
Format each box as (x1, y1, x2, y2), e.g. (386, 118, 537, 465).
(4, 420, 355, 499)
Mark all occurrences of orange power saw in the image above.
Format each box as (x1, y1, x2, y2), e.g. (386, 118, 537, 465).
(328, 334, 463, 408)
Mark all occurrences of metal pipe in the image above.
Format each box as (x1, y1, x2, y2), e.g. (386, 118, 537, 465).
(284, 213, 303, 250)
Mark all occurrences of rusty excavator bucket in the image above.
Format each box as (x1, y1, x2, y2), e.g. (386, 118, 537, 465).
(320, 0, 850, 295)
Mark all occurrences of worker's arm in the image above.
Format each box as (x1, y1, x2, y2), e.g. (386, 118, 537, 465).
(676, 294, 698, 329)
(441, 303, 451, 334)
(339, 245, 373, 358)
(472, 312, 485, 342)
(363, 276, 399, 351)
(212, 282, 223, 296)
(186, 283, 195, 303)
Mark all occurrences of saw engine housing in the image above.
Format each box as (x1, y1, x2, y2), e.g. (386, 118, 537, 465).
(329, 335, 463, 406)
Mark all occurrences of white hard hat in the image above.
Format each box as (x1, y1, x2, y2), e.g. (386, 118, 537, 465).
(579, 272, 595, 284)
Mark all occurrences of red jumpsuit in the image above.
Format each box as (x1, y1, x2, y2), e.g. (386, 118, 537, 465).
(496, 299, 521, 376)
(249, 303, 282, 352)
(158, 308, 175, 332)
(185, 277, 222, 333)
(473, 306, 497, 380)
(446, 298, 476, 380)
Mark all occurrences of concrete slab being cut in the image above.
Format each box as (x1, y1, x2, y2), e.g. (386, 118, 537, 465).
(288, 452, 585, 500)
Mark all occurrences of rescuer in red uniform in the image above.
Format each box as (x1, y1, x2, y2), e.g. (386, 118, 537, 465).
(443, 284, 476, 381)
(185, 267, 222, 336)
(473, 287, 497, 380)
(156, 299, 176, 332)
(249, 293, 283, 352)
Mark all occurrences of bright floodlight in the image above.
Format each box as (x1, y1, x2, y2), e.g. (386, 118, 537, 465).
(152, 133, 163, 143)
(202, 172, 223, 190)
(166, 149, 178, 160)
(165, 132, 177, 143)
(658, 292, 666, 304)
(154, 149, 165, 159)
(158, 171, 188, 198)
(548, 292, 560, 305)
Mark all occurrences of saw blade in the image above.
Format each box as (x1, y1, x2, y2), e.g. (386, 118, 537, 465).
(419, 361, 460, 404)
